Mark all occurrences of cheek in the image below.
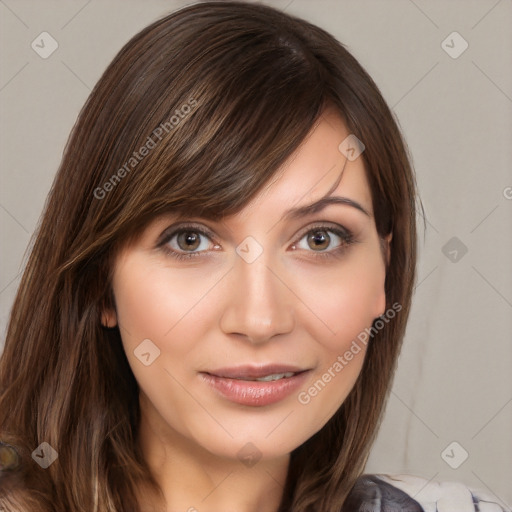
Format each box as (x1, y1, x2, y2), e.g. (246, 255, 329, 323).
(112, 255, 216, 352)
(292, 251, 384, 431)
(110, 255, 219, 429)
(292, 249, 386, 354)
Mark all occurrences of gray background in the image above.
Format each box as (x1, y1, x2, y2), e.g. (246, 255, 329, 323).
(1, 0, 511, 507)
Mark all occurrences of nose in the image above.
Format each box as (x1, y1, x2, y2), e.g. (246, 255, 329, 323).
(219, 254, 295, 344)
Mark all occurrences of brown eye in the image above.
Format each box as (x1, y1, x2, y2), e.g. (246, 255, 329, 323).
(177, 231, 202, 251)
(159, 224, 221, 261)
(292, 224, 355, 258)
(307, 230, 330, 251)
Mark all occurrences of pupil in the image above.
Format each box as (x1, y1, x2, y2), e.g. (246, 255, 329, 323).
(179, 231, 200, 250)
(308, 231, 329, 250)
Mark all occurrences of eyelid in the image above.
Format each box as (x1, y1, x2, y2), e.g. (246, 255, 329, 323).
(156, 221, 218, 247)
(157, 221, 350, 245)
(157, 220, 356, 261)
(289, 221, 356, 258)
(291, 221, 352, 242)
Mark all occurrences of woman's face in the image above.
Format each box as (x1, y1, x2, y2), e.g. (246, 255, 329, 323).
(105, 109, 388, 464)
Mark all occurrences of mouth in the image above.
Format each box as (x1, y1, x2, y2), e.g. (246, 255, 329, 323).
(230, 371, 297, 382)
(199, 364, 311, 406)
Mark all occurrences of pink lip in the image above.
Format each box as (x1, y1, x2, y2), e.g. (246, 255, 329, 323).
(200, 364, 310, 407)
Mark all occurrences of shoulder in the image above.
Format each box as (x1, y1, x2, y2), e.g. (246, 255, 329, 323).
(344, 473, 508, 511)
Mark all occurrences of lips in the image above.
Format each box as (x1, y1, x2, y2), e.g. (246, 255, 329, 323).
(199, 364, 310, 407)
(205, 364, 306, 380)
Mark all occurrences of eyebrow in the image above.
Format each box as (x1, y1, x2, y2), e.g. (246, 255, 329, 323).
(280, 157, 371, 221)
(283, 196, 371, 220)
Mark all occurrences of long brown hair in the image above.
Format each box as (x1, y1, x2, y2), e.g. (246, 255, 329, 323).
(0, 2, 417, 510)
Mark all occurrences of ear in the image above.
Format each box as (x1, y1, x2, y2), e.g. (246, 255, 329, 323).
(99, 291, 118, 328)
(375, 232, 393, 318)
(384, 232, 392, 266)
(101, 309, 117, 328)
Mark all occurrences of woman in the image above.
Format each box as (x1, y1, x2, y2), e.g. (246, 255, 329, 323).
(0, 2, 504, 511)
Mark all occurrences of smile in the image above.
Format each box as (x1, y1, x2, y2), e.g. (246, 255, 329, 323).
(234, 372, 295, 382)
(200, 365, 311, 407)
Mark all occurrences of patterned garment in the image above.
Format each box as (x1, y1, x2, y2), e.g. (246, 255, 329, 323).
(343, 474, 510, 511)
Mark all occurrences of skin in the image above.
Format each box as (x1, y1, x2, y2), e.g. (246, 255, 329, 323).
(103, 109, 390, 512)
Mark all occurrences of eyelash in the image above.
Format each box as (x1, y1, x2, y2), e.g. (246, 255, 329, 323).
(157, 222, 356, 262)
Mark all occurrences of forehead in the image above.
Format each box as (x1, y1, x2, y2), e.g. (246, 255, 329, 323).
(122, 109, 374, 249)
(231, 109, 373, 221)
